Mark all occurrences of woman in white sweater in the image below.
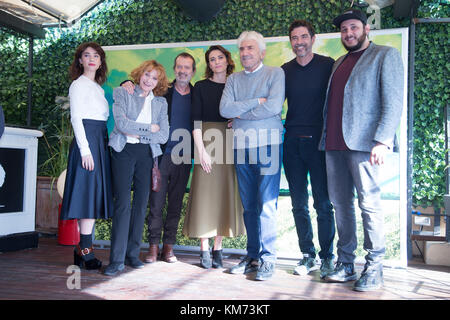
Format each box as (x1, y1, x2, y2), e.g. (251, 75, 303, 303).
(60, 42, 113, 270)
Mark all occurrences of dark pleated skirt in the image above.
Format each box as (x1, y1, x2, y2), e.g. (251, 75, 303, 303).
(60, 119, 114, 220)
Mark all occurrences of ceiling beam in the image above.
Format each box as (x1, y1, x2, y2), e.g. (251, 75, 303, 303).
(0, 10, 46, 39)
(20, 0, 106, 27)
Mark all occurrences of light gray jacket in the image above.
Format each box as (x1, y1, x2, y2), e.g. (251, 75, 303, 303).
(109, 85, 169, 157)
(319, 42, 404, 152)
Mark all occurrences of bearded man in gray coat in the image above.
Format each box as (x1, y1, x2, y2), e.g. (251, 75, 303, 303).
(319, 9, 404, 292)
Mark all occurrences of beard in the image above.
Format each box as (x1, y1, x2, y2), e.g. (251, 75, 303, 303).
(293, 44, 311, 58)
(342, 31, 367, 52)
(176, 72, 190, 84)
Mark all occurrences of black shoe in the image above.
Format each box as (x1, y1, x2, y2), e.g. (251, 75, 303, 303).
(73, 248, 102, 270)
(255, 261, 275, 281)
(74, 249, 83, 268)
(212, 249, 223, 269)
(200, 250, 212, 269)
(228, 256, 259, 274)
(103, 262, 125, 276)
(353, 266, 384, 292)
(125, 257, 145, 269)
(324, 262, 357, 283)
(84, 258, 102, 270)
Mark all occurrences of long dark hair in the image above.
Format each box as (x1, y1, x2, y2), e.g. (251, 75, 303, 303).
(69, 42, 108, 85)
(204, 45, 235, 79)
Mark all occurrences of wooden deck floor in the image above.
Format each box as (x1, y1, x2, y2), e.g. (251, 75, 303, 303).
(1, 237, 449, 302)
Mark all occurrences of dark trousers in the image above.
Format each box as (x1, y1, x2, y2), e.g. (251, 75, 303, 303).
(283, 134, 335, 260)
(326, 150, 385, 268)
(110, 143, 153, 263)
(147, 153, 191, 245)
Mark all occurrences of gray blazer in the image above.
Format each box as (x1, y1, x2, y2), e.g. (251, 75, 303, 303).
(319, 42, 404, 152)
(109, 85, 169, 157)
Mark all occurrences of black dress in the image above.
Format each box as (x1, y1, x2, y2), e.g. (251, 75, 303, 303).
(182, 79, 245, 237)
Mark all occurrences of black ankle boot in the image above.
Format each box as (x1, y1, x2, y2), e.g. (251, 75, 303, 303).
(212, 249, 223, 269)
(74, 246, 102, 270)
(74, 234, 102, 270)
(200, 250, 212, 269)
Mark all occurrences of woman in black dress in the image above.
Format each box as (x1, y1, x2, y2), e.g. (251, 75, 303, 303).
(183, 45, 245, 269)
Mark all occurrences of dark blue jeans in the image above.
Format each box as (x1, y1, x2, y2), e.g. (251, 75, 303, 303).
(234, 144, 282, 263)
(283, 134, 335, 260)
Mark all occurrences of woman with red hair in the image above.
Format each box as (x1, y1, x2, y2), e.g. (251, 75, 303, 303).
(104, 60, 169, 276)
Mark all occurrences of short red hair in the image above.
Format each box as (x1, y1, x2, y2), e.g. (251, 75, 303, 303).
(129, 60, 169, 96)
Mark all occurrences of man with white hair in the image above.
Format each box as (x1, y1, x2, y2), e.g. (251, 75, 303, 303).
(220, 31, 285, 281)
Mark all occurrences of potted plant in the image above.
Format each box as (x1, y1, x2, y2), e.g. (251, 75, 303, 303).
(35, 96, 73, 233)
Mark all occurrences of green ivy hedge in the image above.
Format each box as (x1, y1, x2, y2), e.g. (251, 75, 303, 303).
(95, 193, 248, 249)
(0, 0, 448, 208)
(412, 22, 449, 207)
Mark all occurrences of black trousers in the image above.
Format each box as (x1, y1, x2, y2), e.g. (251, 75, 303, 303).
(110, 143, 153, 263)
(147, 153, 191, 245)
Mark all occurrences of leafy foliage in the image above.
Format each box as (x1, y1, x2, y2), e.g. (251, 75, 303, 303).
(0, 0, 448, 209)
(417, 0, 450, 18)
(412, 22, 450, 207)
(94, 194, 247, 248)
(39, 96, 73, 178)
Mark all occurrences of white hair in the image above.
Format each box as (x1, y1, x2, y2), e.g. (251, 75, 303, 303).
(237, 31, 266, 52)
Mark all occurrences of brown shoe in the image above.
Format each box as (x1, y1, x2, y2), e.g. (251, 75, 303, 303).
(144, 244, 159, 263)
(161, 244, 177, 263)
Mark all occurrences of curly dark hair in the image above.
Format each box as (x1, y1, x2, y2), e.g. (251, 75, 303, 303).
(204, 45, 235, 79)
(69, 42, 108, 85)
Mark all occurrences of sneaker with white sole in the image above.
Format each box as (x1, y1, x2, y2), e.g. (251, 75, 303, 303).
(320, 257, 335, 279)
(353, 265, 384, 292)
(324, 262, 357, 283)
(293, 255, 318, 276)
